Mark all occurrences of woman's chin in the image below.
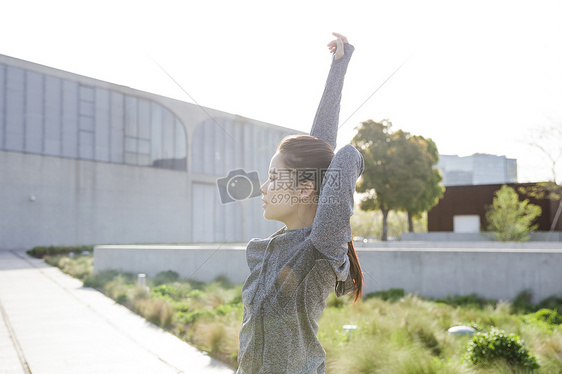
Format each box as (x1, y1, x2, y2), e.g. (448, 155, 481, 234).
(263, 213, 276, 221)
(263, 210, 271, 220)
(263, 210, 281, 223)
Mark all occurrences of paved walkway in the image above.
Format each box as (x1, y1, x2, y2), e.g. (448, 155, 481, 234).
(0, 250, 236, 374)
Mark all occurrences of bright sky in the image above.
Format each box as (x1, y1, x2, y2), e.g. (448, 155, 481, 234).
(2, 0, 561, 183)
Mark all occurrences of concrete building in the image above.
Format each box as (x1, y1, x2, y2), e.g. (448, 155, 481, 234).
(0, 54, 299, 250)
(438, 153, 517, 186)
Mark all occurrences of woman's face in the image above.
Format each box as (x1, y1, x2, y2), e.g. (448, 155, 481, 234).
(260, 152, 300, 225)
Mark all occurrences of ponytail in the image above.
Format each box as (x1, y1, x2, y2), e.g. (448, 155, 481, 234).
(347, 240, 364, 302)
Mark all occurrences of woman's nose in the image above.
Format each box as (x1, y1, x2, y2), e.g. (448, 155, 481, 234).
(260, 180, 268, 195)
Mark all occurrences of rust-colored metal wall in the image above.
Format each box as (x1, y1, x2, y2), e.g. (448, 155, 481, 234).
(428, 183, 562, 232)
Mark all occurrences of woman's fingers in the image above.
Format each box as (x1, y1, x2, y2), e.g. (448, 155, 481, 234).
(332, 32, 348, 44)
(327, 32, 349, 59)
(327, 39, 337, 53)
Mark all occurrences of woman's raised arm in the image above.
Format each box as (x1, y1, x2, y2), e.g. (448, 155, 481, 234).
(310, 33, 354, 151)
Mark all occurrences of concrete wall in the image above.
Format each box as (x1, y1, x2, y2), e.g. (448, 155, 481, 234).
(94, 243, 562, 304)
(0, 151, 191, 249)
(359, 246, 562, 304)
(94, 245, 248, 284)
(401, 232, 562, 242)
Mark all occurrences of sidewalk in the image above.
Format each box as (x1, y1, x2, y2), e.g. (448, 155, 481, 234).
(0, 250, 236, 374)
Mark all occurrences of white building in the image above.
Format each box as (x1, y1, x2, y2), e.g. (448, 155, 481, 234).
(437, 153, 517, 187)
(0, 54, 298, 249)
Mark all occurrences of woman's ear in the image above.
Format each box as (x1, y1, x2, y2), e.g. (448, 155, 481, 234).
(298, 181, 315, 200)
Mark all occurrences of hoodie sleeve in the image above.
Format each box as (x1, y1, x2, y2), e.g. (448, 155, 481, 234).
(309, 43, 354, 150)
(309, 144, 364, 282)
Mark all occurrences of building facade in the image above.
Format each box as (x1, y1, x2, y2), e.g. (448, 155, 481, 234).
(438, 154, 517, 186)
(427, 183, 561, 234)
(0, 54, 299, 249)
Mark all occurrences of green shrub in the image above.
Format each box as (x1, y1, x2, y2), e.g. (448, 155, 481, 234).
(83, 270, 121, 289)
(486, 185, 542, 242)
(215, 302, 243, 316)
(44, 254, 93, 280)
(177, 309, 216, 324)
(187, 289, 206, 299)
(170, 301, 192, 313)
(464, 328, 540, 371)
(531, 309, 562, 325)
(511, 289, 535, 313)
(365, 288, 405, 302)
(522, 309, 562, 332)
(511, 290, 562, 314)
(27, 245, 93, 258)
(151, 284, 181, 300)
(152, 270, 180, 286)
(538, 295, 562, 312)
(104, 274, 132, 304)
(435, 293, 495, 309)
(213, 275, 235, 289)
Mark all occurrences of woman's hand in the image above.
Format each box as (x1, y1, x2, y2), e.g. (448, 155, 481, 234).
(327, 32, 349, 60)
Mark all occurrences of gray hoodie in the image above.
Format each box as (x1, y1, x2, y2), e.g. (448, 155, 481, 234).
(237, 43, 363, 374)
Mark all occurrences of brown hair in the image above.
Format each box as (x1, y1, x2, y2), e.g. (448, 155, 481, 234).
(277, 135, 364, 302)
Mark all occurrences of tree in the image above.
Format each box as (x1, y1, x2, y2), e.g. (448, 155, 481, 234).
(351, 119, 444, 239)
(518, 182, 562, 235)
(392, 134, 444, 232)
(518, 182, 561, 201)
(486, 185, 542, 241)
(526, 122, 562, 183)
(352, 120, 397, 241)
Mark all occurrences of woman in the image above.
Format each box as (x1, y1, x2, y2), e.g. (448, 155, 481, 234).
(237, 33, 364, 374)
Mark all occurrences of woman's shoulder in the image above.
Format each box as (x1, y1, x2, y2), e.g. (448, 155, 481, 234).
(247, 226, 287, 248)
(247, 236, 272, 251)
